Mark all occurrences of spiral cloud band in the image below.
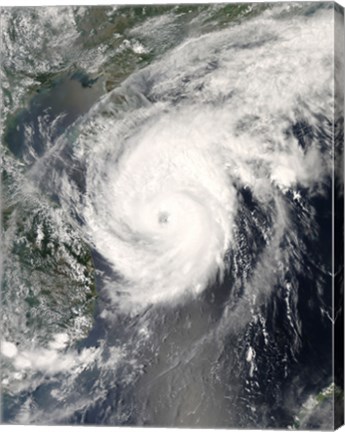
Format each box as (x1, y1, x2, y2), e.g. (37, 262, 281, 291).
(50, 6, 334, 312)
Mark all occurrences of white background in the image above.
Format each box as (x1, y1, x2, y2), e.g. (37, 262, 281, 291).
(0, 0, 344, 431)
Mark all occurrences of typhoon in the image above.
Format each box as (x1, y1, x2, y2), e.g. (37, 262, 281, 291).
(1, 2, 343, 428)
(54, 5, 333, 310)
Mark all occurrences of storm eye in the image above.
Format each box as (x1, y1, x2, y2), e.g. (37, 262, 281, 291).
(158, 211, 170, 225)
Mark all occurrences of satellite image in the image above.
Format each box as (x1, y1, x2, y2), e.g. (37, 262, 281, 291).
(1, 2, 344, 429)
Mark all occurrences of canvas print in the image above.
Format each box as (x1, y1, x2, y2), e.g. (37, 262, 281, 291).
(0, 2, 344, 429)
